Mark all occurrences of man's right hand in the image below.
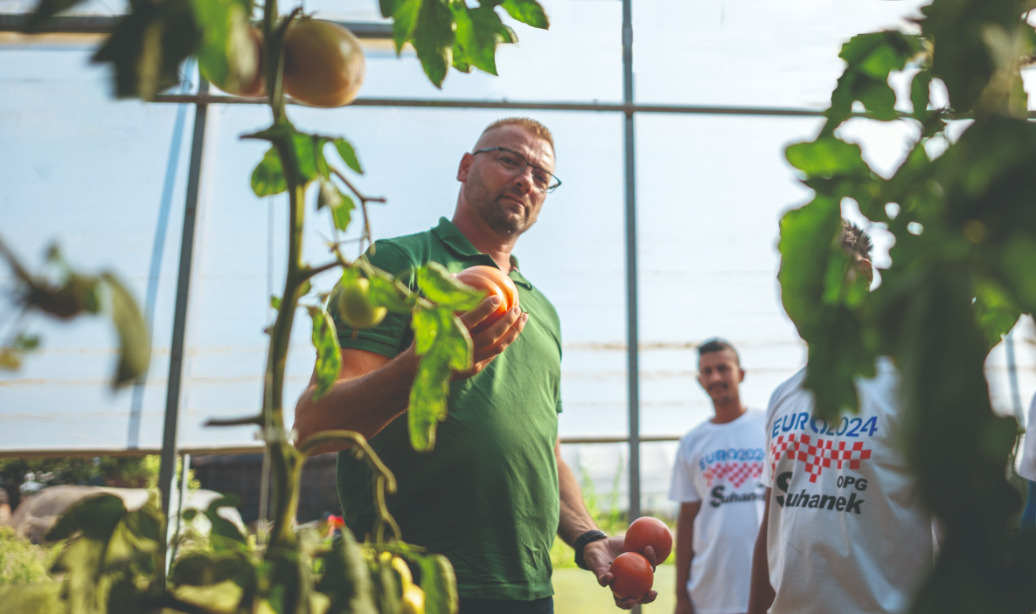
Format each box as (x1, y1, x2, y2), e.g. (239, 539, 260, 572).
(453, 295, 527, 379)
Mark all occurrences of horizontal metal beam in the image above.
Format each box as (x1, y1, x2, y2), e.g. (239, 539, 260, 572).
(152, 93, 830, 117)
(0, 14, 393, 38)
(0, 436, 681, 458)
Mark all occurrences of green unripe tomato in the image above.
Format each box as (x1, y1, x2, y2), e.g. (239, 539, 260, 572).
(337, 277, 387, 329)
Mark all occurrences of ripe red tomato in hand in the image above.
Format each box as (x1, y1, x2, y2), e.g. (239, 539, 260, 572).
(282, 18, 366, 107)
(454, 265, 519, 334)
(609, 552, 653, 600)
(624, 516, 673, 564)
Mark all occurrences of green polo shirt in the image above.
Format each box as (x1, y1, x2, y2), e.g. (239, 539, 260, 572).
(331, 217, 562, 601)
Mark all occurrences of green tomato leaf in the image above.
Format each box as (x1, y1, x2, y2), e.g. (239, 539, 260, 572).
(91, 0, 201, 100)
(203, 496, 249, 552)
(45, 493, 128, 542)
(777, 196, 843, 334)
(367, 271, 416, 314)
(102, 272, 151, 389)
(500, 0, 550, 29)
(411, 0, 455, 88)
(412, 307, 440, 356)
(1000, 234, 1036, 315)
(415, 262, 484, 311)
(292, 132, 320, 185)
(392, 0, 423, 54)
(414, 553, 459, 614)
(911, 70, 933, 120)
(408, 305, 473, 451)
(786, 137, 872, 179)
(333, 138, 364, 174)
(308, 306, 342, 401)
(191, 0, 256, 94)
(315, 525, 378, 614)
(369, 556, 402, 614)
(439, 308, 473, 372)
(451, 4, 516, 75)
(170, 551, 254, 587)
(380, 0, 402, 18)
(972, 280, 1021, 353)
(252, 147, 287, 196)
(333, 193, 357, 232)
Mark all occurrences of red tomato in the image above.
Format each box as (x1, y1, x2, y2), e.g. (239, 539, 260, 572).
(454, 265, 519, 334)
(609, 552, 653, 600)
(282, 18, 366, 107)
(624, 516, 673, 564)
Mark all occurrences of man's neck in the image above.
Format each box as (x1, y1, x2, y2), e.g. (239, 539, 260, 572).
(452, 210, 517, 272)
(711, 400, 747, 424)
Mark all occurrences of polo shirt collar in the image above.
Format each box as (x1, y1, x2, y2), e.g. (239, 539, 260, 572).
(431, 217, 533, 290)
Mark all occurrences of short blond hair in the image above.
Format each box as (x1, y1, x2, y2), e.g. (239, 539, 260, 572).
(480, 117, 554, 151)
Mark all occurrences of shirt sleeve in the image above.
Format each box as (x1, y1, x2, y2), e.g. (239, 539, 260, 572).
(1019, 392, 1036, 481)
(329, 241, 415, 358)
(668, 438, 701, 503)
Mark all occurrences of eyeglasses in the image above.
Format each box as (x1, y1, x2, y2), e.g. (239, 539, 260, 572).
(472, 147, 561, 193)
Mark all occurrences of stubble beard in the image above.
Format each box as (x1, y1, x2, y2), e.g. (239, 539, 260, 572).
(467, 173, 532, 238)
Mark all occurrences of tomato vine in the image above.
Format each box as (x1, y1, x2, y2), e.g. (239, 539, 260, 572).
(4, 0, 551, 612)
(778, 0, 1036, 611)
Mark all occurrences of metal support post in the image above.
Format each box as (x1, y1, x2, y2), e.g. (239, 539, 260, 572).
(621, 0, 641, 530)
(158, 78, 209, 537)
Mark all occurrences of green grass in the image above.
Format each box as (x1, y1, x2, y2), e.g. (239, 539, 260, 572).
(553, 567, 676, 614)
(0, 527, 60, 586)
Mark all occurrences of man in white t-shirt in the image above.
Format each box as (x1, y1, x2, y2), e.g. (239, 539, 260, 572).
(747, 223, 936, 614)
(670, 339, 767, 614)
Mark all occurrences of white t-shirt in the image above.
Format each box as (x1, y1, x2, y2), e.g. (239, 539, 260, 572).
(761, 358, 934, 614)
(1019, 392, 1036, 482)
(669, 409, 767, 614)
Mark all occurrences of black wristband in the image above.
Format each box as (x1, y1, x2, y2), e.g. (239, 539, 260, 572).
(573, 530, 608, 570)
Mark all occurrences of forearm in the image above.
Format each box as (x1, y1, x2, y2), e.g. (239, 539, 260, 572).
(294, 347, 420, 452)
(556, 445, 598, 546)
(675, 506, 695, 606)
(747, 491, 774, 614)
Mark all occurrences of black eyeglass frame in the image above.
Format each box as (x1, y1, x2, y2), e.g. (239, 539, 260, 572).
(472, 147, 562, 193)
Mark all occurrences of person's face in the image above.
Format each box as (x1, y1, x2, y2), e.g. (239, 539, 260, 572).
(697, 349, 744, 404)
(457, 125, 555, 238)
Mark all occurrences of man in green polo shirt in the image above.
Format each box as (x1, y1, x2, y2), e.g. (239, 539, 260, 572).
(294, 118, 658, 612)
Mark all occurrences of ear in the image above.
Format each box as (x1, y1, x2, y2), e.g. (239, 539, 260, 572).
(457, 152, 474, 182)
(738, 368, 745, 384)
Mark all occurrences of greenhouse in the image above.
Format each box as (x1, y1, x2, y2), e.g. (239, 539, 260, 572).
(1, 0, 1035, 613)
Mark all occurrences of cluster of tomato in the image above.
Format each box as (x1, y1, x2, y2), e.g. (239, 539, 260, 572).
(336, 265, 519, 331)
(209, 17, 365, 108)
(610, 517, 673, 601)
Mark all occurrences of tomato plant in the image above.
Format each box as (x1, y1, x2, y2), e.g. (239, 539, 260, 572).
(454, 265, 519, 333)
(609, 552, 653, 601)
(283, 18, 365, 107)
(624, 516, 672, 564)
(7, 0, 552, 612)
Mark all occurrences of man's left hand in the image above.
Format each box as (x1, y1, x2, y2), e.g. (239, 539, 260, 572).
(583, 536, 659, 609)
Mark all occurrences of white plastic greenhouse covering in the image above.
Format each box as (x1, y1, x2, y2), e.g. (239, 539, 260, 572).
(2, 0, 1035, 511)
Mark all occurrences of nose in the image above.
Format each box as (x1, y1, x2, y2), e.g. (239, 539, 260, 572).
(511, 167, 536, 195)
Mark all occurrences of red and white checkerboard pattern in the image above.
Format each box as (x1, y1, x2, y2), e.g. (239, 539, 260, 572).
(769, 434, 872, 483)
(702, 461, 763, 487)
